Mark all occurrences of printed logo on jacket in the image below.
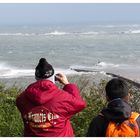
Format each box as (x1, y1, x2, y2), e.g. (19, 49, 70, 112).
(24, 106, 59, 130)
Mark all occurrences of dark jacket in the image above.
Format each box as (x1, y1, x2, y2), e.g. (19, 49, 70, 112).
(87, 98, 140, 137)
(16, 80, 86, 137)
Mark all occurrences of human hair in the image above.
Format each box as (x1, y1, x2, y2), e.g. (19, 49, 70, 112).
(105, 78, 128, 101)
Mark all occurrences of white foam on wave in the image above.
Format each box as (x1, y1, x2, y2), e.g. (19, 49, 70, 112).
(56, 67, 99, 76)
(130, 30, 140, 34)
(0, 31, 108, 37)
(0, 67, 96, 79)
(0, 69, 35, 78)
(0, 33, 36, 36)
(47, 31, 68, 36)
(81, 31, 101, 35)
(0, 31, 69, 36)
(123, 30, 140, 34)
(0, 62, 84, 79)
(0, 62, 34, 78)
(0, 61, 120, 79)
(96, 62, 119, 68)
(99, 71, 112, 77)
(51, 68, 78, 75)
(1, 30, 133, 36)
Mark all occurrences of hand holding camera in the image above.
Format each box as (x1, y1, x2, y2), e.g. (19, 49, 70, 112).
(55, 73, 69, 85)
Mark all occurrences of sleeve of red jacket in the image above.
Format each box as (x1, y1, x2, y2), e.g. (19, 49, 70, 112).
(63, 84, 86, 117)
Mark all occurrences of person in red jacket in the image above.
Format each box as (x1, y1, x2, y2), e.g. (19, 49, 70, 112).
(16, 58, 86, 137)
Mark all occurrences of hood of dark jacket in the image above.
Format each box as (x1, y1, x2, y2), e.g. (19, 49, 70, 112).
(24, 80, 59, 105)
(101, 98, 132, 123)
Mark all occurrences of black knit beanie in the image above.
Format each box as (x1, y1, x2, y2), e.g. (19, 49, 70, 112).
(105, 78, 128, 100)
(35, 58, 54, 79)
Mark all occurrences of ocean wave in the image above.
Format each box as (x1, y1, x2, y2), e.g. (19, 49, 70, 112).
(0, 62, 122, 79)
(80, 31, 104, 35)
(81, 30, 140, 35)
(70, 65, 94, 70)
(70, 62, 119, 72)
(0, 31, 69, 36)
(94, 24, 140, 28)
(99, 71, 112, 77)
(0, 31, 103, 36)
(0, 30, 108, 36)
(96, 62, 119, 68)
(1, 30, 140, 37)
(45, 31, 69, 36)
(0, 33, 36, 36)
(0, 62, 81, 78)
(128, 30, 140, 34)
(55, 68, 80, 75)
(121, 30, 140, 34)
(0, 62, 34, 78)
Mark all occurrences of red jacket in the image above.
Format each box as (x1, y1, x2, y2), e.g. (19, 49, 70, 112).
(16, 80, 86, 137)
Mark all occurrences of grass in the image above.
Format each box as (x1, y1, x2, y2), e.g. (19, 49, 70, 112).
(0, 75, 140, 137)
(0, 84, 23, 136)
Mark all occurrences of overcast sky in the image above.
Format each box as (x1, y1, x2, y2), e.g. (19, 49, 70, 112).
(0, 3, 140, 25)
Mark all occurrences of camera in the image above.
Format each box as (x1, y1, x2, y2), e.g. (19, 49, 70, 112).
(55, 74, 61, 81)
(55, 75, 58, 81)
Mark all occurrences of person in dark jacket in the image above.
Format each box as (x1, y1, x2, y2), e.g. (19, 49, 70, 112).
(16, 58, 86, 137)
(87, 78, 140, 137)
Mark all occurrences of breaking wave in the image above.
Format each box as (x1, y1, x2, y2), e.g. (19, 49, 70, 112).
(0, 29, 140, 37)
(123, 30, 140, 34)
(96, 62, 119, 68)
(0, 62, 82, 78)
(0, 62, 34, 78)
